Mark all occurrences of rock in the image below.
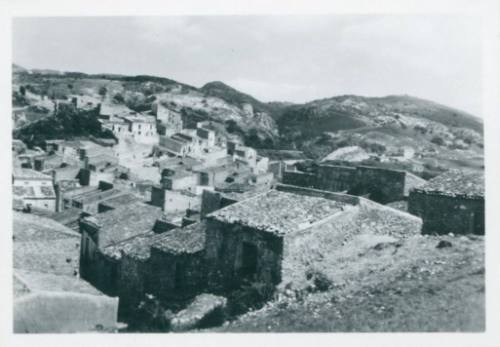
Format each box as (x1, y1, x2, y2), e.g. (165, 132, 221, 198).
(436, 240, 453, 249)
(170, 294, 227, 332)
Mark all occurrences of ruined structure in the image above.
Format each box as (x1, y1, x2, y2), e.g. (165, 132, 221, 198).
(79, 202, 164, 295)
(408, 170, 484, 235)
(283, 164, 426, 204)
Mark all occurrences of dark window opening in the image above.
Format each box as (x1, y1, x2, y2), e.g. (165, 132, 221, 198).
(174, 261, 186, 291)
(240, 242, 258, 280)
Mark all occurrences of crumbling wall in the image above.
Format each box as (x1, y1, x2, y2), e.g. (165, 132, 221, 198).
(317, 165, 356, 192)
(146, 248, 207, 304)
(408, 192, 484, 235)
(205, 219, 283, 294)
(282, 171, 317, 188)
(351, 166, 407, 203)
(200, 190, 238, 218)
(117, 254, 148, 319)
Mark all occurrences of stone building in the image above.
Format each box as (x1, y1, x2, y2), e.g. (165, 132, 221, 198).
(283, 164, 426, 204)
(204, 184, 422, 295)
(151, 102, 183, 136)
(408, 170, 484, 235)
(203, 189, 349, 293)
(100, 110, 158, 144)
(151, 186, 200, 214)
(79, 202, 164, 295)
(13, 168, 56, 212)
(90, 221, 205, 319)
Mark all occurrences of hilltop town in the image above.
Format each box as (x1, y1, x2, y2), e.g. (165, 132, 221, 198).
(12, 67, 485, 333)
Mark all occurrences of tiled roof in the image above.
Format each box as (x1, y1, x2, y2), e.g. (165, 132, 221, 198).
(98, 193, 140, 210)
(85, 202, 164, 248)
(413, 170, 484, 198)
(102, 231, 160, 260)
(208, 190, 348, 235)
(151, 222, 206, 255)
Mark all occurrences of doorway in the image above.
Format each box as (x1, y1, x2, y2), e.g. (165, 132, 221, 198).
(240, 242, 258, 280)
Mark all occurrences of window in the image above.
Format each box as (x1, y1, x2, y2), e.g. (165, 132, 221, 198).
(240, 242, 258, 280)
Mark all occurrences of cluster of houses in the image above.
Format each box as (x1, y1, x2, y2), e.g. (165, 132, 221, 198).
(12, 98, 485, 332)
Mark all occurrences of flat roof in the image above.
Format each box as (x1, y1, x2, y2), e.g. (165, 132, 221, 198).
(208, 189, 348, 235)
(13, 168, 52, 180)
(14, 270, 104, 298)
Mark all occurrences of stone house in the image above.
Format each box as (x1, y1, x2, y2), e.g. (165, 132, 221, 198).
(198, 165, 231, 187)
(13, 168, 56, 212)
(283, 164, 426, 204)
(204, 184, 422, 295)
(151, 186, 200, 214)
(156, 133, 194, 157)
(151, 102, 183, 136)
(100, 222, 206, 318)
(203, 188, 352, 293)
(161, 169, 199, 192)
(79, 202, 164, 295)
(408, 170, 484, 235)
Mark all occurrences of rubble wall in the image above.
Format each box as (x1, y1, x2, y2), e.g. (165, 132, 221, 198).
(205, 219, 283, 293)
(408, 192, 484, 235)
(146, 249, 207, 303)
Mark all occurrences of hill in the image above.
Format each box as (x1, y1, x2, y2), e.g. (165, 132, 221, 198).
(12, 64, 483, 173)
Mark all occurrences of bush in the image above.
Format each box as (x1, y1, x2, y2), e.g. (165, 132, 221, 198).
(431, 136, 444, 146)
(305, 269, 333, 292)
(113, 93, 125, 103)
(98, 86, 107, 98)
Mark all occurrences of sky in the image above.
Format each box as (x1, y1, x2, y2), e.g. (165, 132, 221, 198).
(12, 15, 483, 116)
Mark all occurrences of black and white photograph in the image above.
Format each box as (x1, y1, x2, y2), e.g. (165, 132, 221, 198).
(1, 0, 499, 346)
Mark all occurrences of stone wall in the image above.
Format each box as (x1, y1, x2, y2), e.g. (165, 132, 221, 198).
(200, 190, 238, 218)
(117, 254, 148, 319)
(283, 165, 412, 204)
(352, 166, 407, 203)
(282, 170, 317, 188)
(317, 165, 356, 192)
(204, 218, 283, 293)
(79, 222, 120, 296)
(408, 191, 484, 235)
(146, 248, 207, 304)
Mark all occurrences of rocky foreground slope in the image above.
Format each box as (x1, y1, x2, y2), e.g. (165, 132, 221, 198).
(211, 232, 484, 332)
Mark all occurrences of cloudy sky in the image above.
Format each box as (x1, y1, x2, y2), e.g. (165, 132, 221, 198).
(13, 15, 482, 115)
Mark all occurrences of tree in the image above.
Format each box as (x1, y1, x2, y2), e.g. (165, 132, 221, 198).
(19, 86, 26, 96)
(113, 92, 124, 103)
(99, 86, 108, 98)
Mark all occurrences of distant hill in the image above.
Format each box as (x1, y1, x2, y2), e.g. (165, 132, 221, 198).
(201, 81, 278, 116)
(12, 63, 483, 172)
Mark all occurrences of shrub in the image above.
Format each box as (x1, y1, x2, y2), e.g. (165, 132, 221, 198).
(113, 92, 125, 103)
(431, 136, 444, 146)
(305, 269, 333, 292)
